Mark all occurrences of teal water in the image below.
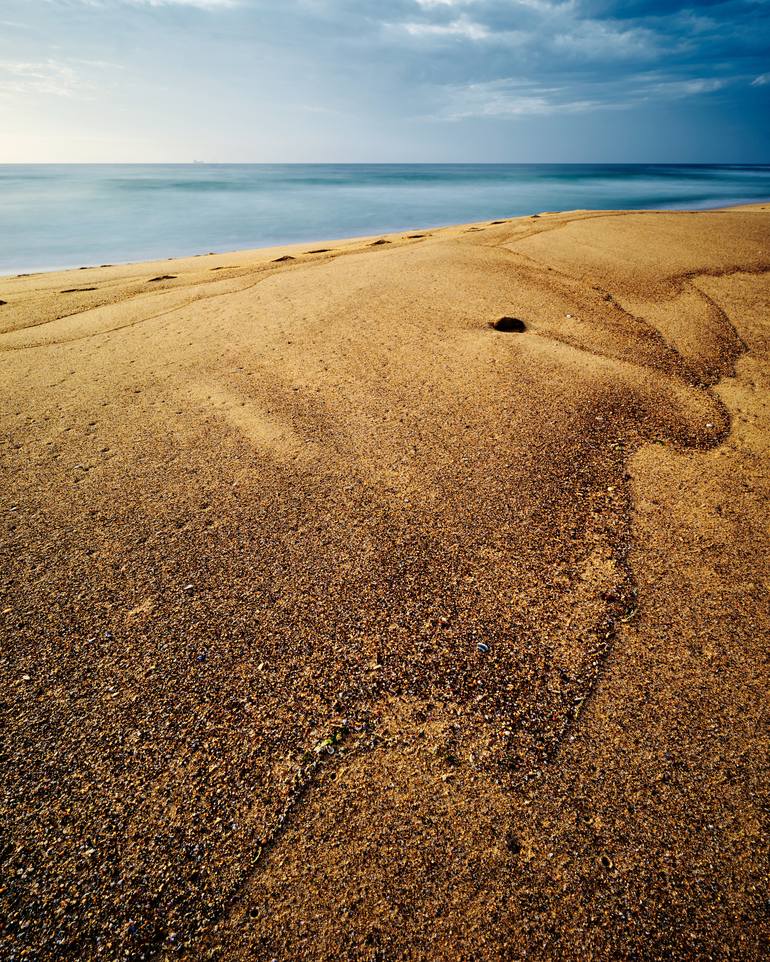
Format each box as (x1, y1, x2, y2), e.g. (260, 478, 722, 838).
(2, 164, 770, 274)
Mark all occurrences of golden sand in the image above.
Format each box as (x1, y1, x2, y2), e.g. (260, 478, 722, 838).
(1, 206, 768, 959)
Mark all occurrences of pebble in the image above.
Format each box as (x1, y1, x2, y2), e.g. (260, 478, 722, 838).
(477, 643, 490, 653)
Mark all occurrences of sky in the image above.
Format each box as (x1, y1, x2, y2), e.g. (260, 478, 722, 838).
(0, 0, 768, 162)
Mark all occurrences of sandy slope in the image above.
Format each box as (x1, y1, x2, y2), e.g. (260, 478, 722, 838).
(1, 207, 768, 961)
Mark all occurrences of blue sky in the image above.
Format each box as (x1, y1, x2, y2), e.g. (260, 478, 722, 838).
(1, 0, 768, 162)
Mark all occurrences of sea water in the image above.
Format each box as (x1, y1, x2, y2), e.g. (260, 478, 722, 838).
(2, 163, 769, 274)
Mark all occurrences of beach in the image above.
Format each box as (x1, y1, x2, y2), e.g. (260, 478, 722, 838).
(1, 206, 769, 959)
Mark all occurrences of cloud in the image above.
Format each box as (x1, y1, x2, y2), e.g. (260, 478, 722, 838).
(415, 0, 474, 6)
(77, 0, 240, 7)
(553, 20, 658, 60)
(401, 15, 489, 40)
(648, 76, 727, 97)
(441, 78, 621, 118)
(0, 59, 79, 97)
(0, 56, 118, 99)
(439, 70, 731, 119)
(391, 1, 661, 61)
(752, 72, 770, 86)
(133, 0, 238, 5)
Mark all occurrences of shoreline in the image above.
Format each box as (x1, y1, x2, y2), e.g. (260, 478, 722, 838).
(3, 198, 769, 280)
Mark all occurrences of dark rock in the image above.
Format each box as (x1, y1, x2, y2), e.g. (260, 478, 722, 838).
(492, 316, 526, 333)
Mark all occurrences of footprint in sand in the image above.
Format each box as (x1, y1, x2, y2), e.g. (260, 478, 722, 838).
(60, 287, 97, 294)
(272, 255, 296, 263)
(148, 275, 177, 282)
(306, 249, 331, 254)
(370, 239, 390, 246)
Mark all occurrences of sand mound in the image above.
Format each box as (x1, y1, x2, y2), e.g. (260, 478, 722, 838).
(1, 208, 768, 961)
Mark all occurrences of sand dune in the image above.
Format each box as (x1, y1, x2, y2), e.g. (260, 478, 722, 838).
(1, 207, 768, 960)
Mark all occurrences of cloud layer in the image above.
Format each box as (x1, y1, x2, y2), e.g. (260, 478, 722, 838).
(2, 0, 769, 160)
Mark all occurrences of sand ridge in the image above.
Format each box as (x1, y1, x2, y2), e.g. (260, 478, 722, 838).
(1, 206, 768, 960)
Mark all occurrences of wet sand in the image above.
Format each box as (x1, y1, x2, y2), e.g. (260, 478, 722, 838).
(1, 206, 769, 960)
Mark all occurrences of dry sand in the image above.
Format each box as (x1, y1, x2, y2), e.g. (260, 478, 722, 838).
(1, 206, 768, 961)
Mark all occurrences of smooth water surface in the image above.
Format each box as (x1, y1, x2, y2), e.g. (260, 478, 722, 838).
(2, 164, 769, 274)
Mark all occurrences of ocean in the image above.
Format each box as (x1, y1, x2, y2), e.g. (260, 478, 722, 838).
(2, 163, 769, 275)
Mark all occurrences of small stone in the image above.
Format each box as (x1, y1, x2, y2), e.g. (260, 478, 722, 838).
(183, 584, 195, 595)
(22, 674, 31, 682)
(477, 642, 490, 653)
(492, 316, 526, 333)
